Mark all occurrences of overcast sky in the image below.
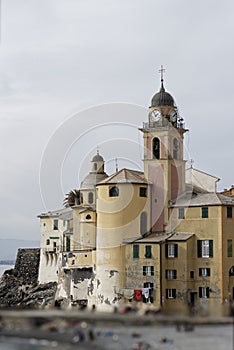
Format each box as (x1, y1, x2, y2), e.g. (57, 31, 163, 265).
(0, 0, 234, 241)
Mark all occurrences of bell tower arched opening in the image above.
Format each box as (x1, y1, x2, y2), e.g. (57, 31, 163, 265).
(153, 137, 160, 159)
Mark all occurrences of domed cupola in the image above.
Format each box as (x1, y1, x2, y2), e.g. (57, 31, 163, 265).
(80, 151, 108, 191)
(151, 80, 175, 108)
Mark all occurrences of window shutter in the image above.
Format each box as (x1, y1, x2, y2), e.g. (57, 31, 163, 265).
(206, 287, 210, 298)
(174, 270, 177, 279)
(199, 287, 202, 298)
(166, 289, 168, 299)
(152, 266, 154, 276)
(207, 268, 210, 276)
(174, 244, 178, 257)
(165, 245, 168, 258)
(197, 240, 202, 258)
(133, 245, 139, 258)
(172, 289, 176, 299)
(145, 245, 152, 258)
(143, 266, 146, 276)
(209, 240, 213, 257)
(199, 268, 202, 276)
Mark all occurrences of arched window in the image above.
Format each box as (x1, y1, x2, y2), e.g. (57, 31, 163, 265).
(140, 212, 147, 235)
(153, 138, 160, 159)
(109, 186, 119, 197)
(173, 138, 179, 159)
(94, 163, 97, 171)
(88, 192, 94, 204)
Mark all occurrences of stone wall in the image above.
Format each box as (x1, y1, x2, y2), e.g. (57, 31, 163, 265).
(14, 248, 40, 284)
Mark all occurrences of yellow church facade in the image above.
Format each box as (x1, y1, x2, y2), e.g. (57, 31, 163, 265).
(38, 73, 234, 315)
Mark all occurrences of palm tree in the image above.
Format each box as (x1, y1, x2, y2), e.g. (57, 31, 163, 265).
(63, 189, 81, 207)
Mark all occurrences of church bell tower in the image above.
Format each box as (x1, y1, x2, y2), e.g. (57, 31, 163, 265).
(140, 66, 188, 232)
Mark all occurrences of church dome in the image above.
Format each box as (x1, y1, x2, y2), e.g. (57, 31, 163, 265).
(80, 151, 108, 190)
(92, 153, 104, 162)
(151, 81, 175, 107)
(80, 173, 108, 190)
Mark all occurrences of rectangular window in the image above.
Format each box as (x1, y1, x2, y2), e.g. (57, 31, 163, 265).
(139, 187, 147, 197)
(197, 240, 213, 258)
(143, 282, 154, 288)
(190, 271, 194, 279)
(199, 268, 210, 277)
(202, 207, 209, 218)
(228, 240, 232, 257)
(178, 208, 185, 219)
(199, 287, 210, 298)
(227, 207, 233, 218)
(133, 245, 139, 259)
(166, 289, 176, 299)
(166, 243, 178, 258)
(143, 266, 154, 276)
(46, 239, 50, 245)
(66, 236, 71, 252)
(53, 219, 59, 230)
(166, 269, 177, 279)
(145, 245, 152, 258)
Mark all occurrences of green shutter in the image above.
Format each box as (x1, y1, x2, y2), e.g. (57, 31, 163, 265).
(133, 245, 139, 258)
(178, 208, 184, 219)
(209, 240, 213, 257)
(66, 236, 70, 252)
(197, 240, 202, 258)
(228, 240, 232, 257)
(202, 207, 208, 218)
(145, 245, 152, 258)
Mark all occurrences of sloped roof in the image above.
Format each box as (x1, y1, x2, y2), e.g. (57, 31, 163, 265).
(97, 168, 149, 185)
(80, 172, 108, 190)
(38, 207, 73, 219)
(173, 192, 234, 207)
(123, 231, 194, 244)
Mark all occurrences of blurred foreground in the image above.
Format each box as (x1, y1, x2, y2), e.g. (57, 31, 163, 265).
(0, 309, 233, 350)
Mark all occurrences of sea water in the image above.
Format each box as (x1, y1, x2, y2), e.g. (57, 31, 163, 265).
(0, 265, 14, 277)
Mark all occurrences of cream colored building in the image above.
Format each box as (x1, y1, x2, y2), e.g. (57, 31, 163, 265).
(38, 75, 234, 315)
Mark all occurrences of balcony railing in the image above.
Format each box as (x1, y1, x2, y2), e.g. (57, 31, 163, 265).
(142, 119, 185, 130)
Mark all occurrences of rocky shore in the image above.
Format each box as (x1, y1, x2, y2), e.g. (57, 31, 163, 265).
(0, 248, 57, 309)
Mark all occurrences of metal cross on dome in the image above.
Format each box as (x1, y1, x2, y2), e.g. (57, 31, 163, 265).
(158, 65, 165, 82)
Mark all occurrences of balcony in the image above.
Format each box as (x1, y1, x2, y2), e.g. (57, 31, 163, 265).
(142, 119, 185, 130)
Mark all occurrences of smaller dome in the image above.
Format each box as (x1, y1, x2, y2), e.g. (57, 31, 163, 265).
(92, 151, 104, 162)
(151, 81, 175, 107)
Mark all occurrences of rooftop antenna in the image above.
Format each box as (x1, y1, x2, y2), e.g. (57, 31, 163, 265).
(115, 158, 118, 172)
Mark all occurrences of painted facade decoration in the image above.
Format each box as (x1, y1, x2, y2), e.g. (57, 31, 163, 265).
(38, 75, 234, 315)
